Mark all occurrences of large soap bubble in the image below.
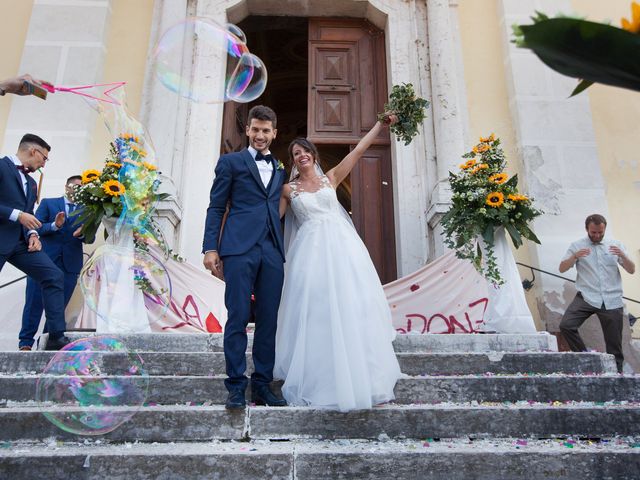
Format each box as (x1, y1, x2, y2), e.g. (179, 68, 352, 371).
(35, 336, 149, 435)
(153, 17, 267, 103)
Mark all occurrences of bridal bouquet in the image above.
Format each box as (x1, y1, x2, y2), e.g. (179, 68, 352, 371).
(440, 135, 542, 285)
(378, 83, 430, 145)
(512, 2, 640, 96)
(72, 133, 169, 245)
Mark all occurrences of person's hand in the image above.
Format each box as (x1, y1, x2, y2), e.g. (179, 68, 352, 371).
(27, 234, 41, 252)
(609, 245, 625, 258)
(574, 248, 591, 259)
(18, 212, 42, 230)
(72, 226, 83, 237)
(1, 74, 53, 96)
(380, 111, 399, 126)
(54, 211, 65, 228)
(203, 251, 223, 280)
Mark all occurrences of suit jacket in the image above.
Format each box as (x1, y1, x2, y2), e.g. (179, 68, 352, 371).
(202, 148, 285, 260)
(36, 197, 88, 274)
(0, 156, 38, 255)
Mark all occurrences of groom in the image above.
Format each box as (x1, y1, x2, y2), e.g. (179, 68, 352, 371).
(203, 105, 287, 410)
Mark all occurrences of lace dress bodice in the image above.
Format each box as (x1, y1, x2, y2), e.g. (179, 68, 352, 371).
(289, 175, 345, 224)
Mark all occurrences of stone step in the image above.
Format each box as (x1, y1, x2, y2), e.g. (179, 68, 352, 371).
(0, 438, 638, 480)
(1, 374, 638, 405)
(0, 404, 638, 442)
(0, 351, 615, 376)
(40, 332, 558, 353)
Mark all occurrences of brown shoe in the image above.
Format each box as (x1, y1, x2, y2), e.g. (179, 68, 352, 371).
(19, 346, 32, 351)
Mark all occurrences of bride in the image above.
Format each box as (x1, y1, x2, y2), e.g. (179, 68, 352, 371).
(274, 115, 402, 411)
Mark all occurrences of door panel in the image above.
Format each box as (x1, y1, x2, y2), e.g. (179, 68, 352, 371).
(309, 18, 397, 283)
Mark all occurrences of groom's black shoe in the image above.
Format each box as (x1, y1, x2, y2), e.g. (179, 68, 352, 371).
(251, 384, 287, 407)
(44, 335, 71, 351)
(225, 389, 246, 410)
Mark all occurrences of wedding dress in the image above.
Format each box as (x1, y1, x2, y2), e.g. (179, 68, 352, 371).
(274, 175, 401, 411)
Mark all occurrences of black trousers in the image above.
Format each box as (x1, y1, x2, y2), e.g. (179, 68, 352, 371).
(559, 293, 624, 373)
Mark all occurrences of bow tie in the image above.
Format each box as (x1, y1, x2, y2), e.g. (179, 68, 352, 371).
(255, 152, 273, 163)
(16, 164, 31, 175)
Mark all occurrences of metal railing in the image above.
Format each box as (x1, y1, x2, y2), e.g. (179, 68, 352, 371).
(516, 261, 639, 324)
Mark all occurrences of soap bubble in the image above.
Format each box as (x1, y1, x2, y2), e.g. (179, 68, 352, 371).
(153, 17, 267, 103)
(80, 245, 172, 331)
(35, 336, 149, 435)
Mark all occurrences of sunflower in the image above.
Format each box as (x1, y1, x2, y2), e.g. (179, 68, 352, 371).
(459, 159, 477, 170)
(105, 161, 122, 169)
(103, 179, 126, 197)
(470, 164, 489, 174)
(622, 1, 640, 33)
(472, 143, 491, 154)
(508, 193, 529, 202)
(479, 133, 496, 143)
(142, 161, 157, 171)
(81, 169, 101, 184)
(486, 191, 504, 208)
(489, 173, 509, 184)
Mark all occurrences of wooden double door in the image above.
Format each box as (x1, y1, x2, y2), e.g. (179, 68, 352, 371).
(221, 17, 397, 283)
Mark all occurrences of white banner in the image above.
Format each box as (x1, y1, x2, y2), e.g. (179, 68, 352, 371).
(76, 250, 493, 334)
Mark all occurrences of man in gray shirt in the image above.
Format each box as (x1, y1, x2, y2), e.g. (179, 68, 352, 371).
(559, 214, 635, 373)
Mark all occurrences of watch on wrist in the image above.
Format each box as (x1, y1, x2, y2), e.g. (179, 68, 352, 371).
(0, 86, 6, 96)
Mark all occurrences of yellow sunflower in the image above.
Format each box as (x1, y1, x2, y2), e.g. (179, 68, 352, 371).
(105, 161, 122, 169)
(486, 191, 504, 208)
(142, 161, 157, 171)
(81, 169, 101, 184)
(508, 193, 529, 202)
(460, 159, 477, 170)
(479, 133, 496, 143)
(103, 179, 126, 197)
(470, 164, 489, 174)
(622, 1, 640, 33)
(472, 143, 490, 154)
(489, 173, 509, 184)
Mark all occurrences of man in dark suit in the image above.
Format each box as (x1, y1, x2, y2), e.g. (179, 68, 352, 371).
(0, 134, 69, 351)
(203, 105, 287, 410)
(19, 175, 88, 350)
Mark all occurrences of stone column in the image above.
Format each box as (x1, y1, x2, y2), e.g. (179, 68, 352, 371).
(497, 0, 610, 330)
(424, 0, 468, 256)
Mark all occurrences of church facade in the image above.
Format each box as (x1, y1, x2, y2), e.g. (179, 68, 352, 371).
(0, 0, 638, 346)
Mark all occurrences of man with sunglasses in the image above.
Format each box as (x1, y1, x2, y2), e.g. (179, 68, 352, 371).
(0, 134, 69, 350)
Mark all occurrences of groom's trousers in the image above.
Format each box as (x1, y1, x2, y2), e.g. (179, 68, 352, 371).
(221, 228, 284, 392)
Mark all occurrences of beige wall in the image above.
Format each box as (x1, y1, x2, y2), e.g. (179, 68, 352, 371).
(87, 0, 154, 170)
(458, 0, 640, 330)
(0, 0, 34, 148)
(572, 0, 640, 328)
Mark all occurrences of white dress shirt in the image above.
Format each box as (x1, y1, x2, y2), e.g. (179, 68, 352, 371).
(248, 146, 273, 188)
(7, 154, 37, 237)
(563, 236, 628, 309)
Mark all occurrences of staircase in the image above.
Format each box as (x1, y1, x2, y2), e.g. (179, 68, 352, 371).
(0, 332, 639, 479)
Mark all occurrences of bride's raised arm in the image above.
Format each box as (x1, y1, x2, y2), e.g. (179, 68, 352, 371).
(326, 114, 397, 188)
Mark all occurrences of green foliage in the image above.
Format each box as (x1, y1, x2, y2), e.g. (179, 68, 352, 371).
(512, 14, 640, 96)
(440, 135, 543, 285)
(379, 83, 430, 145)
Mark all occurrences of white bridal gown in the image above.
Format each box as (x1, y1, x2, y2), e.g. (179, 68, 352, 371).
(274, 175, 401, 411)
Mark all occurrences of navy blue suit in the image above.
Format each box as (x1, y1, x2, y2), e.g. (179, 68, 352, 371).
(0, 156, 65, 344)
(20, 197, 88, 347)
(203, 148, 285, 391)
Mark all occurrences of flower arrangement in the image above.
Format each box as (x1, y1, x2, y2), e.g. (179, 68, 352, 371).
(512, 2, 640, 96)
(440, 135, 542, 285)
(71, 133, 169, 245)
(378, 83, 430, 145)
